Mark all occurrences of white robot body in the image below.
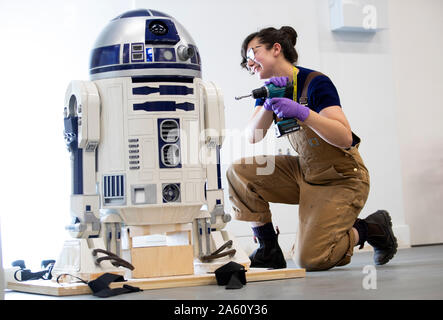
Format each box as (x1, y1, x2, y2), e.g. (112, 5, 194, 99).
(52, 9, 246, 281)
(95, 76, 207, 221)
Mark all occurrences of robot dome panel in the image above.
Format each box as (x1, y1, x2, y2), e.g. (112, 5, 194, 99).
(89, 9, 202, 81)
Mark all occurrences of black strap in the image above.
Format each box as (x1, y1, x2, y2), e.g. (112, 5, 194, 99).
(13, 265, 55, 281)
(56, 272, 142, 298)
(14, 269, 49, 282)
(92, 284, 142, 298)
(88, 273, 142, 298)
(88, 273, 125, 293)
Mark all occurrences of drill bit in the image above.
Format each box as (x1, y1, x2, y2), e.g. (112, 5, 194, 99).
(235, 93, 252, 100)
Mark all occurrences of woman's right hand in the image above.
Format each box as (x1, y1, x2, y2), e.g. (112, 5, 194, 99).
(265, 76, 288, 87)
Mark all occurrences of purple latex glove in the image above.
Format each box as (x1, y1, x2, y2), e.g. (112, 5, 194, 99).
(263, 98, 310, 121)
(265, 76, 288, 87)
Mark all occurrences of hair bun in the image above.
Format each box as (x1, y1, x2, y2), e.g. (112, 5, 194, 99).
(280, 26, 297, 46)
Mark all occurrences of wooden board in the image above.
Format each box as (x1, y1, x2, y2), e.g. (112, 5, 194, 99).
(7, 267, 305, 297)
(131, 245, 194, 278)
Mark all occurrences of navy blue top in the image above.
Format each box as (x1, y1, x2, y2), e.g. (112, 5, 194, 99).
(255, 66, 341, 113)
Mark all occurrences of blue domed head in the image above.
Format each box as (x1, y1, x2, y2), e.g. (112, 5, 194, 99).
(89, 9, 201, 81)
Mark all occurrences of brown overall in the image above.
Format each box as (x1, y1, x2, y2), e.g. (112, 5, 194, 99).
(226, 73, 370, 271)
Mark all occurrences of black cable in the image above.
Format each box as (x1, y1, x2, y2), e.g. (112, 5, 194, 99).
(56, 273, 88, 285)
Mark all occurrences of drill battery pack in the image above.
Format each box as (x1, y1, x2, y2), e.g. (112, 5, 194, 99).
(274, 118, 300, 138)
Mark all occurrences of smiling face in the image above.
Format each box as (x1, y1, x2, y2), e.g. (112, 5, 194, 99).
(245, 37, 281, 80)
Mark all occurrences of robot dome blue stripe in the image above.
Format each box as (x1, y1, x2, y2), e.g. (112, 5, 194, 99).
(89, 63, 201, 75)
(90, 45, 121, 69)
(123, 44, 130, 63)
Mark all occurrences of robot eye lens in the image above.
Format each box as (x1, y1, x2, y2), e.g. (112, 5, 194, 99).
(149, 20, 168, 35)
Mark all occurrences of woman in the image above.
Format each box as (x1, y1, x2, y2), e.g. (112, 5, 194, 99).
(226, 26, 397, 271)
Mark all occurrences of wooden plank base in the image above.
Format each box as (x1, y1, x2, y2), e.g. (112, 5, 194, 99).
(7, 267, 305, 297)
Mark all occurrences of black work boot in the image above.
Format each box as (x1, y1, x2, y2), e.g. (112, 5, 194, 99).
(249, 224, 286, 269)
(364, 210, 398, 265)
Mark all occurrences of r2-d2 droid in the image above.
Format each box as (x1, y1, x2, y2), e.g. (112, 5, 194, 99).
(53, 9, 249, 281)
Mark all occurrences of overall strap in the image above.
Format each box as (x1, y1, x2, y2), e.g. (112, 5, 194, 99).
(299, 71, 324, 105)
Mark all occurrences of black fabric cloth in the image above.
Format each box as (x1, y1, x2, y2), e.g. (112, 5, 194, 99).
(214, 262, 247, 290)
(88, 273, 142, 298)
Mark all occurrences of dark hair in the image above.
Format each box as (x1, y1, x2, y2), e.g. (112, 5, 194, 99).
(240, 26, 298, 69)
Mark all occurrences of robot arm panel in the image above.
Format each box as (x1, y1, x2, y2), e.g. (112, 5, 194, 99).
(195, 79, 230, 230)
(196, 80, 225, 147)
(64, 81, 100, 152)
(63, 81, 101, 237)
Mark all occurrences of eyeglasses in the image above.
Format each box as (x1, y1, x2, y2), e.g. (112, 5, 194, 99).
(246, 45, 262, 73)
(246, 45, 262, 61)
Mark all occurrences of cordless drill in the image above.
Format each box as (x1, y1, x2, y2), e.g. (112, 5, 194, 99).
(235, 82, 300, 137)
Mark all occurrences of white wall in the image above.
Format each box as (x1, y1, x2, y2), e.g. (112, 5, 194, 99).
(388, 0, 443, 245)
(3, 0, 436, 269)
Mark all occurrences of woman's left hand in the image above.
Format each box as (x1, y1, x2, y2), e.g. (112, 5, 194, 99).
(264, 98, 310, 121)
(265, 77, 288, 87)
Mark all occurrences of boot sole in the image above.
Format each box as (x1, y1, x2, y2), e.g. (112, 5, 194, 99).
(375, 210, 398, 265)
